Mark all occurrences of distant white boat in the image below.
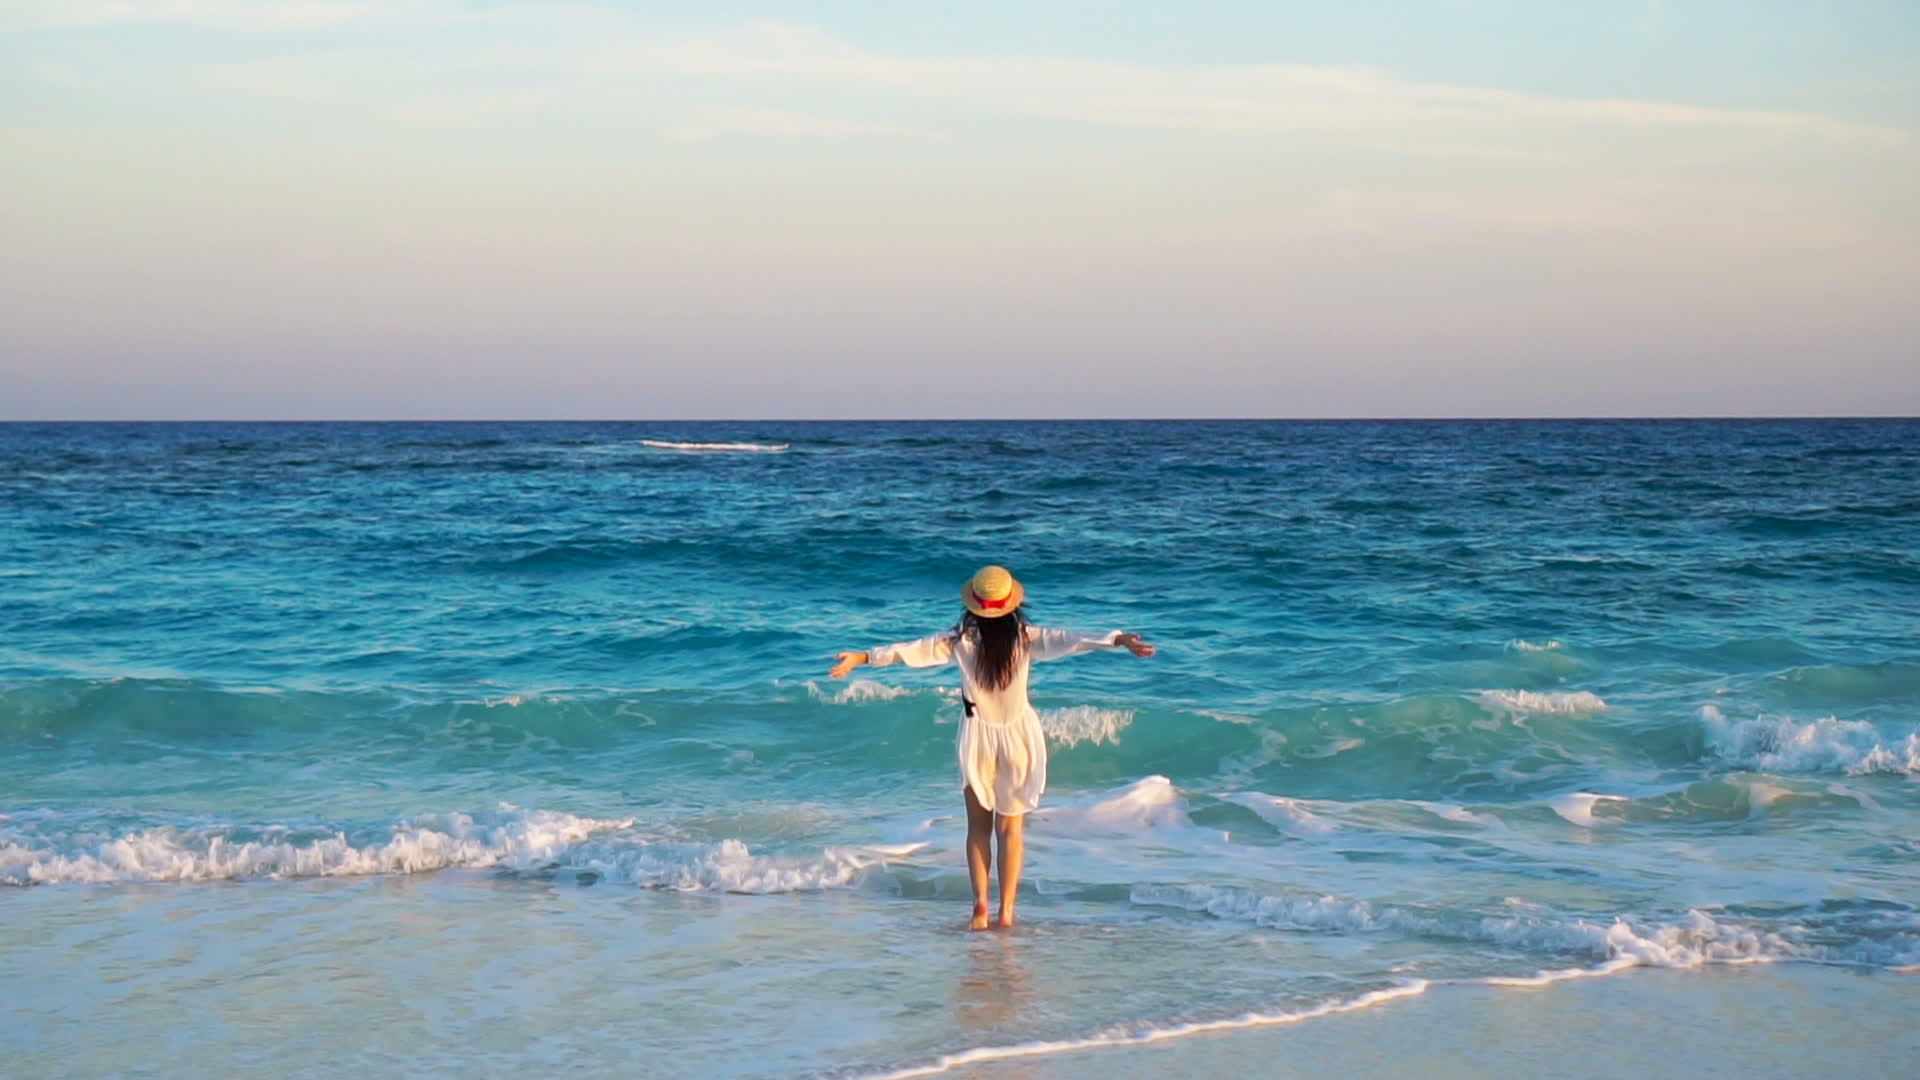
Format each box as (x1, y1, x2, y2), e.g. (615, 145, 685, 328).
(639, 439, 789, 453)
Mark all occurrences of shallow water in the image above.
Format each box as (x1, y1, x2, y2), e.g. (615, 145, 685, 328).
(3, 420, 1917, 1077)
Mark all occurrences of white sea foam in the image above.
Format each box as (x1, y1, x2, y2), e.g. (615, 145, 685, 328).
(1226, 793, 1496, 838)
(855, 981, 1431, 1080)
(1476, 689, 1608, 713)
(807, 678, 914, 704)
(1735, 778, 1796, 815)
(1130, 884, 1914, 969)
(639, 439, 789, 453)
(1507, 639, 1566, 652)
(565, 838, 924, 893)
(1549, 791, 1630, 827)
(1698, 705, 1920, 775)
(1225, 792, 1338, 836)
(857, 901, 1920, 1080)
(1133, 883, 1388, 933)
(0, 806, 634, 886)
(1416, 801, 1501, 827)
(1038, 776, 1189, 832)
(0, 808, 929, 894)
(1039, 706, 1134, 747)
(1299, 736, 1365, 759)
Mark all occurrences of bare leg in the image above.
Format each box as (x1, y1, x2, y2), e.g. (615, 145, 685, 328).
(964, 786, 993, 931)
(993, 811, 1025, 928)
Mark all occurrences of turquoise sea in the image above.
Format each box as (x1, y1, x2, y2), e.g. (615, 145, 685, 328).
(3, 419, 1916, 1077)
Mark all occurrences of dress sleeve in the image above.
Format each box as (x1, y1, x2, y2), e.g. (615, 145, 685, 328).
(868, 632, 957, 669)
(1024, 626, 1122, 662)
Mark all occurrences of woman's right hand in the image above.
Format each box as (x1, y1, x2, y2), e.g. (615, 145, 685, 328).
(1115, 633, 1156, 658)
(829, 651, 868, 679)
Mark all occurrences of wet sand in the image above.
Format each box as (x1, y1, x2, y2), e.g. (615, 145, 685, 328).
(943, 963, 1919, 1080)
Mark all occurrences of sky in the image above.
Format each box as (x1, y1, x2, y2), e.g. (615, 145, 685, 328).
(3, 1, 1917, 419)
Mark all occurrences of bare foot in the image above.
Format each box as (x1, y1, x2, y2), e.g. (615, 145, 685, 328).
(993, 912, 1016, 930)
(969, 901, 991, 931)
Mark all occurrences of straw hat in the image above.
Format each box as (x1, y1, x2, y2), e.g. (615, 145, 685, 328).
(962, 565, 1025, 618)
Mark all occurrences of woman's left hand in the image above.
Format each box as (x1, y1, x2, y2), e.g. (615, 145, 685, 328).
(1115, 633, 1155, 658)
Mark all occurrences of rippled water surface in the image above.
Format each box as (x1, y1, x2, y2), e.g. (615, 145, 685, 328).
(3, 420, 1917, 1077)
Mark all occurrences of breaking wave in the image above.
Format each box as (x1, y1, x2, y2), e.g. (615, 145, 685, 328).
(807, 678, 917, 704)
(1699, 705, 1920, 775)
(1476, 689, 1608, 713)
(1, 806, 634, 886)
(560, 837, 922, 893)
(1129, 883, 1920, 970)
(1, 807, 924, 892)
(1039, 706, 1134, 747)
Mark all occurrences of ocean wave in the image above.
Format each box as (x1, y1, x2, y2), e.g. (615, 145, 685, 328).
(1129, 884, 1919, 970)
(0, 806, 634, 886)
(0, 677, 696, 751)
(480, 541, 633, 570)
(1038, 692, 1636, 801)
(1770, 661, 1920, 705)
(1038, 706, 1133, 747)
(0, 807, 929, 893)
(807, 679, 916, 704)
(1550, 791, 1630, 827)
(1695, 637, 1825, 668)
(1417, 801, 1501, 827)
(1550, 776, 1858, 827)
(1223, 792, 1339, 836)
(1476, 689, 1608, 714)
(1219, 792, 1502, 839)
(638, 439, 789, 453)
(1037, 776, 1189, 832)
(1699, 705, 1920, 776)
(1506, 639, 1565, 652)
(1727, 512, 1849, 538)
(561, 837, 922, 893)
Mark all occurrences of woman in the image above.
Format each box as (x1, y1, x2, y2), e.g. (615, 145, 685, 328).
(830, 565, 1155, 930)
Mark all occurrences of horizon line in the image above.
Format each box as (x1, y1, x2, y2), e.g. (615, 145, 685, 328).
(3, 415, 1918, 424)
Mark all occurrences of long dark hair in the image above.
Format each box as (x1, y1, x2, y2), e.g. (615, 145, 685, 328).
(956, 608, 1030, 692)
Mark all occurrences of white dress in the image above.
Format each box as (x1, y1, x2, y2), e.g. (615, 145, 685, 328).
(868, 625, 1121, 816)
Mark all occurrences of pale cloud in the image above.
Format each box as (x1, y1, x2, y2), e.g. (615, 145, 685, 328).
(664, 107, 942, 143)
(610, 21, 1913, 151)
(588, 21, 1914, 241)
(8, 11, 1916, 306)
(24, 10, 1909, 157)
(15, 12, 1912, 249)
(3, 0, 369, 28)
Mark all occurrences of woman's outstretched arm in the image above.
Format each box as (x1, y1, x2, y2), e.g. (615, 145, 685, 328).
(1026, 627, 1156, 662)
(829, 651, 869, 679)
(830, 632, 956, 678)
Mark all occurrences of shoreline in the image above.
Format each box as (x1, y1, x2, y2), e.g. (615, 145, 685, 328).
(868, 962, 1919, 1080)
